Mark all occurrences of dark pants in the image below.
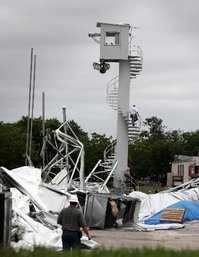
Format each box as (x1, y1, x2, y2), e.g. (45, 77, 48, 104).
(130, 114, 138, 122)
(62, 230, 81, 251)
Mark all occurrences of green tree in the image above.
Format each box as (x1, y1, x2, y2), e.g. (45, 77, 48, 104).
(129, 116, 170, 182)
(181, 130, 199, 156)
(85, 133, 113, 175)
(0, 122, 26, 169)
(1, 114, 198, 187)
(141, 116, 166, 140)
(129, 140, 153, 178)
(15, 116, 61, 167)
(129, 117, 199, 184)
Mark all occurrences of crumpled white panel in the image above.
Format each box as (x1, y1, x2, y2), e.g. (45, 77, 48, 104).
(129, 188, 199, 222)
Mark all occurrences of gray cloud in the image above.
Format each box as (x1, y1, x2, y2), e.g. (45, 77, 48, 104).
(0, 0, 198, 136)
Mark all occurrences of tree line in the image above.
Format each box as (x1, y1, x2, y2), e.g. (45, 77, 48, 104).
(0, 116, 198, 183)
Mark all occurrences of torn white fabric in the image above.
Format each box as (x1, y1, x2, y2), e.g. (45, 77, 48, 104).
(129, 188, 199, 221)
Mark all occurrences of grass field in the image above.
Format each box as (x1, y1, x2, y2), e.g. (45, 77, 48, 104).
(1, 247, 199, 257)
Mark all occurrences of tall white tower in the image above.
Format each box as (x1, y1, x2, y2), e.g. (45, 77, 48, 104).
(89, 22, 142, 192)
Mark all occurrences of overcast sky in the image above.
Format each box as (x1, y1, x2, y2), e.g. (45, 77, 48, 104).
(0, 0, 198, 137)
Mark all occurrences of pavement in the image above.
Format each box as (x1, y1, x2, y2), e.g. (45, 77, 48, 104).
(90, 221, 199, 250)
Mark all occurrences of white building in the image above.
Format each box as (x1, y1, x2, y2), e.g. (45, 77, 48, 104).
(167, 155, 199, 187)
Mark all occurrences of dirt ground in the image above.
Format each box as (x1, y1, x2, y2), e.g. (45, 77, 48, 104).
(89, 221, 199, 250)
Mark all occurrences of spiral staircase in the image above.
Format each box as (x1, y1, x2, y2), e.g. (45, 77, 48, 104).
(84, 47, 143, 193)
(103, 48, 143, 192)
(106, 48, 142, 139)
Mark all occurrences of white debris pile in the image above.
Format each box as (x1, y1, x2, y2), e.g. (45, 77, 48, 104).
(0, 166, 99, 250)
(2, 164, 199, 249)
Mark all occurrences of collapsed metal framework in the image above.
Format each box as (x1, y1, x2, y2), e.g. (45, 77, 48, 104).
(40, 119, 118, 194)
(41, 121, 85, 191)
(39, 117, 139, 194)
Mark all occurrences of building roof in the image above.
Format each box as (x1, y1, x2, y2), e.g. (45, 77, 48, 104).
(173, 155, 199, 163)
(96, 22, 130, 28)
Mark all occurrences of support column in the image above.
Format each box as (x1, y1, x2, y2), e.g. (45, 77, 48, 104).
(114, 60, 130, 190)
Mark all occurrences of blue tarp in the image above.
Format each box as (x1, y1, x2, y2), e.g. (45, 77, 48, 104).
(144, 200, 199, 225)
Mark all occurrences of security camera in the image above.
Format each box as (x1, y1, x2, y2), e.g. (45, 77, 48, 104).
(93, 62, 101, 71)
(93, 61, 110, 74)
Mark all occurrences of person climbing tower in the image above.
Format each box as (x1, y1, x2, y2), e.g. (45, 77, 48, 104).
(129, 105, 140, 126)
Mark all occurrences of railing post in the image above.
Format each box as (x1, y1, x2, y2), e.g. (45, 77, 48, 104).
(0, 190, 12, 248)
